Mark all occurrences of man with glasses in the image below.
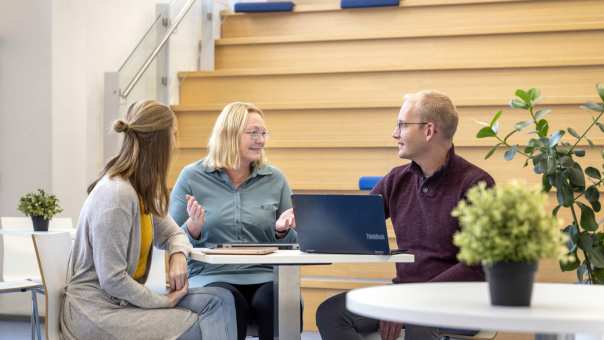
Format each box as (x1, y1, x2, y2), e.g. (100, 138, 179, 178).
(277, 90, 495, 340)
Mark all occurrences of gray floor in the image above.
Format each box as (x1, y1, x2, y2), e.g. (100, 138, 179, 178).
(0, 318, 322, 340)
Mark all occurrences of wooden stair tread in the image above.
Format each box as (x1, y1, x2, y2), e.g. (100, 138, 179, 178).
(217, 25, 604, 46)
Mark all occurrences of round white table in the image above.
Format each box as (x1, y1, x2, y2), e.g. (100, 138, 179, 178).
(346, 282, 604, 340)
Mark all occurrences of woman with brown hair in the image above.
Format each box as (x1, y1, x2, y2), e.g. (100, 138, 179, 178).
(61, 100, 237, 340)
(169, 102, 300, 340)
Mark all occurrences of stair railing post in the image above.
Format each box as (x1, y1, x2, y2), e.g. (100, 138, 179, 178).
(156, 3, 170, 104)
(103, 72, 121, 163)
(199, 0, 215, 71)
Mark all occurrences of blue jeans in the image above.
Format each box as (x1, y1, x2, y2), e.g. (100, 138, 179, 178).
(177, 286, 238, 340)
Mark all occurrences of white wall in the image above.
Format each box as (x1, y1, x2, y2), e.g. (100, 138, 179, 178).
(1, 0, 201, 222)
(0, 0, 53, 217)
(51, 0, 160, 220)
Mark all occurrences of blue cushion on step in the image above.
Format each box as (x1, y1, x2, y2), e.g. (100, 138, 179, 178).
(341, 0, 399, 9)
(234, 2, 295, 12)
(359, 176, 383, 191)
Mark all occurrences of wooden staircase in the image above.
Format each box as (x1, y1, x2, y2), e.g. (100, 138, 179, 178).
(171, 0, 604, 337)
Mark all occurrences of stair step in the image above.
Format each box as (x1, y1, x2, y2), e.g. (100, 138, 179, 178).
(220, 0, 604, 39)
(178, 65, 604, 108)
(214, 30, 604, 73)
(173, 104, 600, 149)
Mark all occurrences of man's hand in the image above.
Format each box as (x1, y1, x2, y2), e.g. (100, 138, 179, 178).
(168, 252, 188, 291)
(166, 280, 188, 307)
(275, 208, 296, 235)
(185, 194, 205, 239)
(379, 320, 403, 340)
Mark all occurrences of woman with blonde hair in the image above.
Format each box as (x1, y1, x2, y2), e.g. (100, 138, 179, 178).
(169, 101, 299, 340)
(61, 100, 237, 340)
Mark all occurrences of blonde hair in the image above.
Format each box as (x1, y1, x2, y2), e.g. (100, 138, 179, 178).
(406, 90, 459, 140)
(88, 100, 176, 216)
(205, 102, 267, 170)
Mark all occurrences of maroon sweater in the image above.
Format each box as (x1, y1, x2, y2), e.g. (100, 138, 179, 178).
(371, 147, 495, 284)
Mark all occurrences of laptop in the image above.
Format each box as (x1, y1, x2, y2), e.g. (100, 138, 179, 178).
(291, 194, 405, 255)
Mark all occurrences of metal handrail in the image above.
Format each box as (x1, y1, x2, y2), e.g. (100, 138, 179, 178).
(121, 0, 197, 98)
(118, 14, 163, 73)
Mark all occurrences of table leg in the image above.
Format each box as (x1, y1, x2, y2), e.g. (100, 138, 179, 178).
(534, 334, 573, 340)
(273, 265, 301, 340)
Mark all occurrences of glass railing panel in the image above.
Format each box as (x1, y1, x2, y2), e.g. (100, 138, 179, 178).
(117, 13, 165, 94)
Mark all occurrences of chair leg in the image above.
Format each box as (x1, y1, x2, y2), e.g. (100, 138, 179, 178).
(31, 290, 42, 340)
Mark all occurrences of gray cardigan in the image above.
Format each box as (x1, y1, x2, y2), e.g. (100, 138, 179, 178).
(61, 176, 196, 340)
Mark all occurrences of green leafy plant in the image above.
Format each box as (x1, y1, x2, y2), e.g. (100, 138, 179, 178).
(17, 189, 63, 221)
(452, 181, 567, 265)
(476, 84, 604, 283)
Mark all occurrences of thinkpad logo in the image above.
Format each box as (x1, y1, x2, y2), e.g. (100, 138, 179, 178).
(366, 233, 386, 240)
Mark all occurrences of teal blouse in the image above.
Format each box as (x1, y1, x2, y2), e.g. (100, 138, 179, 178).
(169, 159, 296, 287)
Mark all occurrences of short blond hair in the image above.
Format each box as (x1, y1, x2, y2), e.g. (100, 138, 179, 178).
(205, 102, 268, 170)
(406, 90, 459, 140)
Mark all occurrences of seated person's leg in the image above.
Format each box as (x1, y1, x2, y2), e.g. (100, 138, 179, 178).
(176, 286, 237, 340)
(248, 282, 304, 340)
(206, 282, 250, 340)
(316, 292, 379, 340)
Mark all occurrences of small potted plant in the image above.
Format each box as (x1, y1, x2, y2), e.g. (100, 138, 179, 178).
(17, 189, 63, 231)
(452, 181, 568, 306)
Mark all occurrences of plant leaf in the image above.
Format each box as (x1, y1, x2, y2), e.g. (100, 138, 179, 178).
(560, 253, 579, 271)
(597, 122, 604, 133)
(537, 119, 549, 137)
(548, 130, 563, 147)
(489, 111, 503, 128)
(476, 126, 496, 138)
(567, 128, 580, 138)
(504, 145, 517, 161)
(567, 164, 585, 189)
(586, 185, 601, 202)
(592, 200, 602, 213)
(575, 149, 586, 157)
(586, 167, 602, 180)
(581, 102, 604, 112)
(590, 247, 604, 268)
(587, 138, 595, 147)
(510, 99, 529, 109)
(559, 155, 573, 168)
(528, 88, 541, 102)
(534, 108, 551, 121)
(578, 202, 598, 231)
(515, 89, 530, 103)
(598, 83, 604, 102)
(514, 120, 532, 131)
(542, 174, 552, 192)
(555, 174, 574, 206)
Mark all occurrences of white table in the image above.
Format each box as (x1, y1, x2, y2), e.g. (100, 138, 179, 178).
(0, 228, 76, 238)
(347, 282, 604, 340)
(190, 249, 414, 340)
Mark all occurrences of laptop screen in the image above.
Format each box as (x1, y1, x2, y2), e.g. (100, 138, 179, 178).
(291, 194, 390, 254)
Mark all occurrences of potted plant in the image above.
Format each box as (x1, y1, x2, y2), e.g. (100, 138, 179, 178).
(17, 189, 63, 231)
(475, 84, 604, 284)
(452, 181, 567, 306)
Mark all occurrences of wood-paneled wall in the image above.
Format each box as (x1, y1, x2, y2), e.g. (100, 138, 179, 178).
(172, 0, 604, 337)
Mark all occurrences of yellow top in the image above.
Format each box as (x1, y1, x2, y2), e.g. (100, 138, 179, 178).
(133, 199, 153, 280)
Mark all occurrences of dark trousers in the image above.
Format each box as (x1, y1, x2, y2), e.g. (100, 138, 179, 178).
(207, 281, 303, 340)
(316, 292, 440, 340)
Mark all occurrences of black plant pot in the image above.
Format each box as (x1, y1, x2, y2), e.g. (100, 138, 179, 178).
(31, 215, 49, 232)
(483, 261, 538, 307)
